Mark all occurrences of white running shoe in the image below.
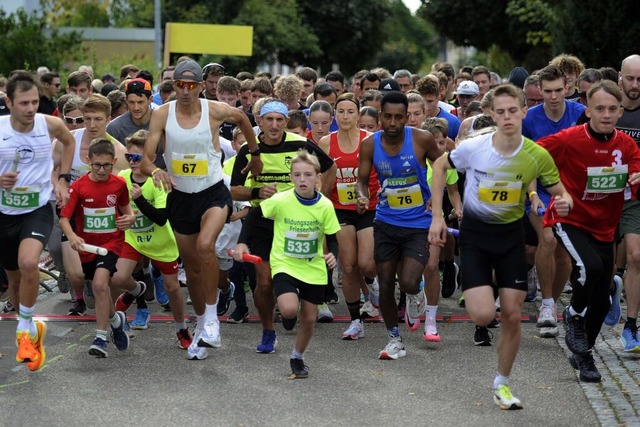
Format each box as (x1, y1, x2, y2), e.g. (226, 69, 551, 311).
(422, 319, 441, 342)
(197, 319, 221, 348)
(378, 336, 406, 360)
(360, 301, 379, 318)
(367, 277, 380, 307)
(317, 303, 334, 322)
(187, 326, 208, 360)
(537, 304, 557, 327)
(342, 320, 365, 340)
(405, 287, 426, 331)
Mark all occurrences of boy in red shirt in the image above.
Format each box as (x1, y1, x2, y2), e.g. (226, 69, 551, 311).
(60, 139, 138, 357)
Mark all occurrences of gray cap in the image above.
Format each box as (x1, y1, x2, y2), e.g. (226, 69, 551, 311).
(173, 60, 203, 82)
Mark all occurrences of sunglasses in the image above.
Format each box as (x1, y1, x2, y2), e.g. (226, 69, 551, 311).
(174, 80, 200, 91)
(124, 153, 143, 163)
(64, 116, 85, 124)
(91, 163, 113, 171)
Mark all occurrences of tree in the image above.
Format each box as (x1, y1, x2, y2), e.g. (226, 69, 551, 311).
(376, 0, 438, 73)
(419, 0, 546, 70)
(297, 0, 390, 75)
(551, 0, 640, 68)
(42, 0, 111, 27)
(227, 0, 321, 72)
(0, 8, 83, 76)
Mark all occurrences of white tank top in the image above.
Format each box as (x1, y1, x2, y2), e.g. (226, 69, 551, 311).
(0, 114, 54, 215)
(70, 129, 91, 183)
(164, 99, 222, 193)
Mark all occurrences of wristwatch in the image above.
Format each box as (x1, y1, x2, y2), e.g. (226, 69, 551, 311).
(59, 174, 71, 183)
(249, 148, 261, 157)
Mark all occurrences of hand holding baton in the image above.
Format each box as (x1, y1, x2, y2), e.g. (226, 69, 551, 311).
(227, 249, 262, 264)
(447, 227, 460, 237)
(80, 244, 108, 256)
(537, 207, 546, 216)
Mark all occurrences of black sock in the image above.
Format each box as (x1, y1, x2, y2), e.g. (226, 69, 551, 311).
(438, 261, 445, 272)
(616, 267, 626, 277)
(625, 317, 637, 332)
(347, 301, 362, 321)
(136, 295, 148, 309)
(364, 277, 374, 285)
(282, 317, 297, 331)
(527, 263, 534, 272)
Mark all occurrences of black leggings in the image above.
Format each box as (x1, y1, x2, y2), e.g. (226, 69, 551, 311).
(553, 223, 614, 349)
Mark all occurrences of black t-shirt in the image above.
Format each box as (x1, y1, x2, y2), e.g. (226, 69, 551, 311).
(38, 96, 57, 115)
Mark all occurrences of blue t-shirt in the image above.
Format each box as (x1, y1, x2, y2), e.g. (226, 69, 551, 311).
(372, 127, 431, 228)
(522, 100, 585, 210)
(436, 108, 461, 140)
(522, 101, 585, 141)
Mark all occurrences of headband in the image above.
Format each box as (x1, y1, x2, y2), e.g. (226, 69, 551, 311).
(260, 101, 289, 118)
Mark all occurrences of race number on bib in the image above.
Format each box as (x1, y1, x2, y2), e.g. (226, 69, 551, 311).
(337, 182, 357, 205)
(130, 209, 154, 232)
(171, 153, 208, 177)
(1, 186, 39, 209)
(478, 180, 522, 206)
(386, 185, 424, 209)
(83, 206, 116, 234)
(283, 231, 319, 258)
(586, 165, 627, 194)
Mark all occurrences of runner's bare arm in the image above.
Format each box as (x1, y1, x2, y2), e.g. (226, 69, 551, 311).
(211, 102, 262, 176)
(141, 106, 173, 192)
(355, 136, 374, 214)
(47, 116, 75, 207)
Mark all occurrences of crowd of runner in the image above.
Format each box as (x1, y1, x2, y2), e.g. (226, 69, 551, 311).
(2, 52, 640, 410)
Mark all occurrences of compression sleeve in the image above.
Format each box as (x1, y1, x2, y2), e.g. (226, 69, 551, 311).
(325, 233, 338, 259)
(133, 195, 167, 226)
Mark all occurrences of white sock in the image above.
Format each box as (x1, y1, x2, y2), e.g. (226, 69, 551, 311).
(291, 349, 304, 360)
(205, 303, 218, 322)
(196, 314, 205, 329)
(131, 281, 142, 296)
(175, 321, 187, 333)
(109, 312, 121, 328)
(425, 305, 438, 323)
(17, 304, 36, 336)
(493, 373, 509, 389)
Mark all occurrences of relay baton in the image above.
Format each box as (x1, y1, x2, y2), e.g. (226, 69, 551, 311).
(447, 228, 460, 237)
(11, 152, 20, 173)
(227, 249, 262, 264)
(9, 152, 19, 191)
(80, 244, 108, 256)
(537, 207, 546, 216)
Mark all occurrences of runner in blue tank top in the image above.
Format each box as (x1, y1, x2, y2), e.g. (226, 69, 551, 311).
(356, 91, 441, 360)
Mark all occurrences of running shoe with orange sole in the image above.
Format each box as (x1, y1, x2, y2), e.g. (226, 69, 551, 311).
(16, 320, 47, 371)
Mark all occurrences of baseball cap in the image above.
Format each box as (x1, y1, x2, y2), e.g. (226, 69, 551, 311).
(125, 78, 152, 96)
(455, 81, 479, 96)
(173, 60, 203, 82)
(379, 78, 401, 93)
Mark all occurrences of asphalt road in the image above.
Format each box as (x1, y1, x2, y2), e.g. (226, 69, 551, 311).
(0, 284, 612, 426)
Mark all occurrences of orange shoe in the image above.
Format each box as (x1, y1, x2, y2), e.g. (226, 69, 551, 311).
(15, 321, 47, 371)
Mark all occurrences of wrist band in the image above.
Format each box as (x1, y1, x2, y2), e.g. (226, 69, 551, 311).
(528, 191, 537, 199)
(151, 168, 162, 176)
(251, 187, 261, 199)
